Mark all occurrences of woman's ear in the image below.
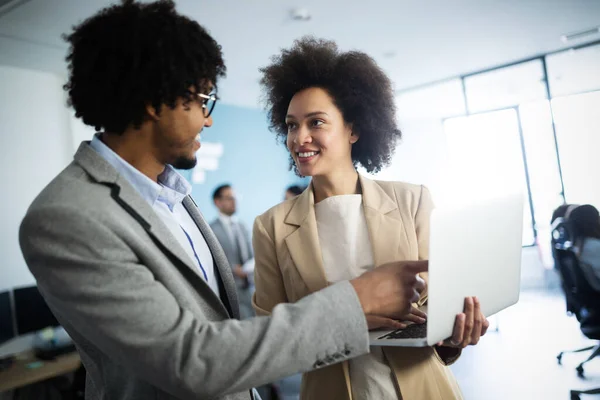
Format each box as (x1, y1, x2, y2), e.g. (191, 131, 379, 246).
(348, 123, 359, 144)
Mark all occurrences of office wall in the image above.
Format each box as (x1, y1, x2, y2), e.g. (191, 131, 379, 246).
(0, 65, 72, 292)
(189, 103, 308, 229)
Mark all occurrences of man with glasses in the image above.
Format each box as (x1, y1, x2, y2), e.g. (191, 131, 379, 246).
(19, 1, 428, 400)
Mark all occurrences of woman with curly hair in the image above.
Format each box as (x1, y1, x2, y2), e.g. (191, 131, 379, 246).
(252, 37, 489, 400)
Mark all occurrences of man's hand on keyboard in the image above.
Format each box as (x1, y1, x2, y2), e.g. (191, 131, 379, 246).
(365, 315, 406, 331)
(399, 305, 427, 324)
(351, 260, 428, 320)
(366, 306, 427, 331)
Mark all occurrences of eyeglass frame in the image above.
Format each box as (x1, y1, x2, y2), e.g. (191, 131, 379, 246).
(189, 90, 218, 118)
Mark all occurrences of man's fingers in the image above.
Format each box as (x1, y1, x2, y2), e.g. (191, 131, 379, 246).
(414, 275, 426, 293)
(409, 306, 427, 319)
(401, 312, 427, 324)
(406, 260, 429, 274)
(385, 319, 406, 330)
(367, 315, 406, 330)
(402, 315, 426, 324)
(409, 290, 420, 305)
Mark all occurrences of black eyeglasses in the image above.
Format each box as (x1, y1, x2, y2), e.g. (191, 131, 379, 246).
(192, 91, 218, 118)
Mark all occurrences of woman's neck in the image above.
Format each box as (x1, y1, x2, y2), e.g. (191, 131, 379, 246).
(312, 166, 360, 204)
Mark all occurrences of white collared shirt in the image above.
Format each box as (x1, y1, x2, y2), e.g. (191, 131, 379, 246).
(90, 135, 220, 297)
(315, 194, 398, 400)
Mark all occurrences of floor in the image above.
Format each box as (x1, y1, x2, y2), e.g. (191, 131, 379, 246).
(276, 289, 600, 400)
(451, 289, 600, 400)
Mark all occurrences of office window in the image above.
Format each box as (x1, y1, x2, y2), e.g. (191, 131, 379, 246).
(547, 44, 600, 98)
(552, 90, 600, 207)
(464, 60, 547, 113)
(443, 109, 535, 245)
(396, 79, 466, 120)
(519, 101, 564, 264)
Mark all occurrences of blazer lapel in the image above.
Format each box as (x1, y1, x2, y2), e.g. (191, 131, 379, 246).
(360, 175, 411, 266)
(183, 196, 239, 319)
(74, 143, 230, 314)
(284, 184, 329, 293)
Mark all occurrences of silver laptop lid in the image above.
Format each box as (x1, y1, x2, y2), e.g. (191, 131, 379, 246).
(426, 191, 524, 346)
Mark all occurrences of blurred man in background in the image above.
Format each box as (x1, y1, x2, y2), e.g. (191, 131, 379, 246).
(211, 184, 255, 319)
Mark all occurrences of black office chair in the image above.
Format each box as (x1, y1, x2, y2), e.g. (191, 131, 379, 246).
(552, 217, 600, 399)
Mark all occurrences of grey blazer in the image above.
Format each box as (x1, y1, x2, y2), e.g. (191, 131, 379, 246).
(210, 219, 252, 285)
(19, 143, 369, 400)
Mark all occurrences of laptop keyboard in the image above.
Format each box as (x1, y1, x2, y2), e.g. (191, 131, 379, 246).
(378, 322, 427, 340)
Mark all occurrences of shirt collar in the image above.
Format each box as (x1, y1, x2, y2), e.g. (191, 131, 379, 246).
(219, 212, 237, 225)
(89, 134, 191, 210)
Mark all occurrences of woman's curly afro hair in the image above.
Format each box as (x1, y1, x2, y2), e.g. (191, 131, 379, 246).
(260, 36, 401, 174)
(63, 0, 226, 134)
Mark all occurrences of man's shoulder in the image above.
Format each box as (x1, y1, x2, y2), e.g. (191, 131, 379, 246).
(26, 161, 114, 218)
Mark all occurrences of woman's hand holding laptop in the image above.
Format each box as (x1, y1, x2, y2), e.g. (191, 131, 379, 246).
(436, 296, 490, 348)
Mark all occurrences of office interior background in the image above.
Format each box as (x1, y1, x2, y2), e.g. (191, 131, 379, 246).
(1, 0, 599, 399)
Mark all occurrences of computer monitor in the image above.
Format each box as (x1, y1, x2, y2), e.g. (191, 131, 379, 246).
(13, 286, 59, 335)
(0, 291, 15, 344)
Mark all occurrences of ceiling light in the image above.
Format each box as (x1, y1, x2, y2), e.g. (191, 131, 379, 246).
(290, 8, 311, 21)
(560, 26, 600, 43)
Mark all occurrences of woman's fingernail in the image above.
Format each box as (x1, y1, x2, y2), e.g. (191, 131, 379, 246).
(451, 339, 460, 346)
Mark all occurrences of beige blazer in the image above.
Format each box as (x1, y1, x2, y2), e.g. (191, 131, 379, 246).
(252, 175, 463, 400)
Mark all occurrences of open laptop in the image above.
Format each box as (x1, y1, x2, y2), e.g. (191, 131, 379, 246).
(370, 191, 524, 347)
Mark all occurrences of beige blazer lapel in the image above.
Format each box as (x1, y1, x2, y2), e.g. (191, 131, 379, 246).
(360, 175, 412, 266)
(283, 175, 412, 294)
(284, 184, 329, 293)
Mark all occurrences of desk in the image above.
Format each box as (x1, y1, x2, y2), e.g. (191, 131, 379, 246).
(0, 351, 81, 393)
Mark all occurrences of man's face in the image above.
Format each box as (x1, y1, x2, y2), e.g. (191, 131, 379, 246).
(215, 187, 236, 216)
(150, 87, 215, 170)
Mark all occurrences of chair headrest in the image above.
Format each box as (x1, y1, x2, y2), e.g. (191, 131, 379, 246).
(551, 217, 574, 250)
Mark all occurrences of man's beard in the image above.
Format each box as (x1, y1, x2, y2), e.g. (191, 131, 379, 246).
(172, 155, 197, 170)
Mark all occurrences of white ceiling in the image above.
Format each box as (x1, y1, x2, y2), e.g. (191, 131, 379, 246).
(1, 0, 599, 108)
